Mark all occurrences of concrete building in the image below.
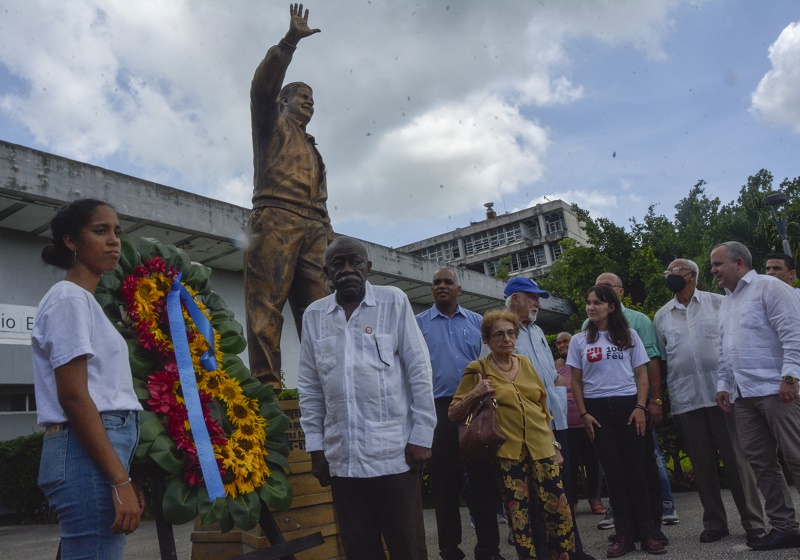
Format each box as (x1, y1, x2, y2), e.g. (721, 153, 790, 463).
(397, 200, 589, 279)
(0, 140, 574, 440)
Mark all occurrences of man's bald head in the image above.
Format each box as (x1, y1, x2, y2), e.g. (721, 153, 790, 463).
(596, 272, 624, 298)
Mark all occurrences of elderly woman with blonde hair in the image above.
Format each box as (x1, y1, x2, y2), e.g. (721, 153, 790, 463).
(450, 309, 575, 559)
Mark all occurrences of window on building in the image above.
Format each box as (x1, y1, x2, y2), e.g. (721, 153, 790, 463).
(523, 219, 541, 239)
(545, 212, 566, 235)
(534, 245, 546, 264)
(0, 385, 36, 412)
(418, 240, 460, 261)
(419, 246, 443, 261)
(550, 244, 563, 261)
(464, 223, 523, 255)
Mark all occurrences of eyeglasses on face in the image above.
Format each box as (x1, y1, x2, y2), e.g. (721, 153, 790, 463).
(491, 330, 517, 341)
(662, 266, 694, 278)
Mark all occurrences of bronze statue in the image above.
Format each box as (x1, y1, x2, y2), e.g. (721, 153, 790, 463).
(245, 3, 333, 388)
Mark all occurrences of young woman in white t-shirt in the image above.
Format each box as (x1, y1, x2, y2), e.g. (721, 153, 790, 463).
(567, 284, 665, 557)
(32, 199, 143, 560)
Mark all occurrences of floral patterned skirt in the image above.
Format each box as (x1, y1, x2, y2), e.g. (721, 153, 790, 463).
(496, 446, 575, 560)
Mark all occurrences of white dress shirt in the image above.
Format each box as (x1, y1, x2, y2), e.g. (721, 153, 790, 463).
(298, 282, 436, 478)
(654, 289, 723, 414)
(717, 270, 800, 397)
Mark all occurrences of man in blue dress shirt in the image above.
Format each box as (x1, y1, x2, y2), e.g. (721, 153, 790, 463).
(416, 267, 504, 560)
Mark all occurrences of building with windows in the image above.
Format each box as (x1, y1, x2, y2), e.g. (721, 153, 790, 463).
(397, 200, 589, 279)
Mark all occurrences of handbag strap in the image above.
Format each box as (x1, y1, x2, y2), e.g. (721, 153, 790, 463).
(461, 359, 496, 417)
(463, 359, 488, 381)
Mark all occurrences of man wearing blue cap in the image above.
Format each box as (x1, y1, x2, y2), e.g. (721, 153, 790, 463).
(504, 277, 595, 560)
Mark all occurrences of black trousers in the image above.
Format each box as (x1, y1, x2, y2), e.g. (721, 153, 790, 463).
(586, 395, 651, 527)
(432, 397, 501, 560)
(567, 426, 602, 500)
(331, 470, 427, 560)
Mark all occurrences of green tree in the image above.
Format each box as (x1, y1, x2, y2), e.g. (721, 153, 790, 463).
(493, 255, 512, 282)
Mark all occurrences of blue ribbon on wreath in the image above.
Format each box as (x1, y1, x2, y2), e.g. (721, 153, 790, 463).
(166, 273, 225, 500)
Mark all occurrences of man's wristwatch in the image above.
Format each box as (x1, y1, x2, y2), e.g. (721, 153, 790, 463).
(783, 376, 799, 385)
(552, 440, 562, 451)
(651, 398, 663, 406)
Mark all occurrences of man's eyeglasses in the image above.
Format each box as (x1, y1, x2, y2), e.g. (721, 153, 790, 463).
(662, 266, 694, 278)
(491, 330, 517, 341)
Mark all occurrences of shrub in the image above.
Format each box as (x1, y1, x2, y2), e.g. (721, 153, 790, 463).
(0, 432, 54, 522)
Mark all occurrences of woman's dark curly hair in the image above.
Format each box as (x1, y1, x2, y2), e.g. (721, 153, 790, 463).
(41, 199, 114, 270)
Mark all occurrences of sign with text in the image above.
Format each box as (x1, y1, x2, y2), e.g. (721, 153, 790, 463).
(0, 303, 37, 344)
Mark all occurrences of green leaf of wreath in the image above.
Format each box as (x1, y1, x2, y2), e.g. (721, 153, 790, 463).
(185, 262, 212, 288)
(150, 434, 184, 475)
(201, 495, 229, 528)
(264, 413, 290, 437)
(264, 439, 290, 457)
(228, 491, 261, 531)
(118, 233, 139, 271)
(137, 237, 158, 261)
(216, 503, 235, 533)
(259, 470, 292, 511)
(265, 451, 289, 472)
(163, 479, 199, 525)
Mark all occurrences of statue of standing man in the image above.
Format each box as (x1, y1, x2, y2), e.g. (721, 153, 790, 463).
(246, 3, 333, 388)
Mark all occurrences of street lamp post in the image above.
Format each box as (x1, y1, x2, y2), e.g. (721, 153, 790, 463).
(763, 192, 793, 257)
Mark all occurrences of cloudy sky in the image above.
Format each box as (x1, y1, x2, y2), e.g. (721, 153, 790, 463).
(1, 0, 799, 248)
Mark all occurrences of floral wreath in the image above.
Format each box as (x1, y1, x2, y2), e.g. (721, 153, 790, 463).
(96, 235, 291, 531)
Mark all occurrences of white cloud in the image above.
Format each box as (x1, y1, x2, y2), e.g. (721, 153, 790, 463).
(750, 22, 800, 134)
(0, 0, 686, 229)
(331, 93, 549, 225)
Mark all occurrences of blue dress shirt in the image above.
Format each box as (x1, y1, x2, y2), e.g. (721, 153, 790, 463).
(416, 304, 484, 398)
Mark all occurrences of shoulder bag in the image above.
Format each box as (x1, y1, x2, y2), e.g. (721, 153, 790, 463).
(457, 360, 507, 461)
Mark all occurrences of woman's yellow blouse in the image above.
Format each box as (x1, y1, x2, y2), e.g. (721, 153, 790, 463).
(451, 354, 556, 461)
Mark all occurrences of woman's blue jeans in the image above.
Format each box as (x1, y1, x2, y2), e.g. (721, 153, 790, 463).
(38, 410, 140, 560)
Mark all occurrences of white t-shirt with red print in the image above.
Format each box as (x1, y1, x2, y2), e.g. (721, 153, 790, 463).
(566, 329, 649, 399)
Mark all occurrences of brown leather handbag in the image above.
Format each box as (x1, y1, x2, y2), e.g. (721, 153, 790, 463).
(457, 361, 506, 461)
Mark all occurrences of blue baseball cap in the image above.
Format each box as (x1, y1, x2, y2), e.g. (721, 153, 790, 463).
(503, 276, 550, 299)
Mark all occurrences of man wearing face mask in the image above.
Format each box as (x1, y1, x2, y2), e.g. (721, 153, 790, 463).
(654, 259, 765, 545)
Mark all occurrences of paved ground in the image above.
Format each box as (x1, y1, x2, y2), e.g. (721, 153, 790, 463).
(1, 490, 799, 559)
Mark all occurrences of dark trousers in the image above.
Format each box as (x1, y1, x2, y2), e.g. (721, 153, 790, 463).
(644, 427, 664, 527)
(674, 406, 764, 532)
(568, 426, 602, 501)
(586, 395, 650, 527)
(432, 398, 500, 560)
(330, 470, 427, 560)
(735, 396, 800, 534)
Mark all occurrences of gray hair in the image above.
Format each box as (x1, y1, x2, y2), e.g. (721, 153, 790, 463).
(434, 266, 460, 286)
(713, 241, 753, 269)
(504, 295, 513, 309)
(672, 258, 699, 276)
(556, 331, 572, 341)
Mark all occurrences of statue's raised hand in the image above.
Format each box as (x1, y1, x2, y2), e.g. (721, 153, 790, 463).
(287, 3, 320, 43)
